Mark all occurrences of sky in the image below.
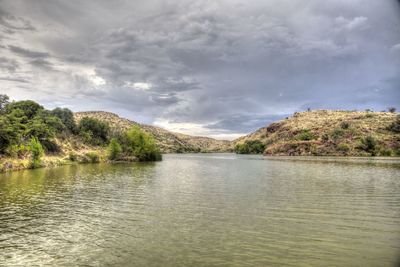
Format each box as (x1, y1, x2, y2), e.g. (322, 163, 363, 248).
(0, 0, 399, 140)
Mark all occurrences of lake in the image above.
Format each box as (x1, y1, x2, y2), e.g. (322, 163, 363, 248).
(0, 154, 399, 266)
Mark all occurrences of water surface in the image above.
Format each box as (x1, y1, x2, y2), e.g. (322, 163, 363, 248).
(0, 154, 399, 266)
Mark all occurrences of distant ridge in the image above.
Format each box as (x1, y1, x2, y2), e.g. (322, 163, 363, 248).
(74, 111, 233, 153)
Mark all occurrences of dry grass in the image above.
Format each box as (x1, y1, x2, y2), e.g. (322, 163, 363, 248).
(235, 110, 400, 156)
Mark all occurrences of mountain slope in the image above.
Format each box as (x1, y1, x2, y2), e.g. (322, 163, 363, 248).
(75, 111, 232, 153)
(234, 110, 400, 156)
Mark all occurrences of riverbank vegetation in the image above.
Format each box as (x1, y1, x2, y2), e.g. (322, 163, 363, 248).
(234, 140, 265, 154)
(0, 95, 161, 172)
(234, 110, 400, 156)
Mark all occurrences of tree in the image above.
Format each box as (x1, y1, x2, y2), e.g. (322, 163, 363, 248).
(5, 100, 43, 119)
(388, 107, 396, 113)
(78, 117, 110, 145)
(0, 115, 19, 154)
(107, 138, 122, 160)
(0, 94, 9, 113)
(29, 137, 44, 168)
(51, 107, 78, 133)
(124, 126, 161, 161)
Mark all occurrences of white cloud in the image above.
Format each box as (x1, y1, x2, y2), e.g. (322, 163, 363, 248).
(125, 82, 152, 90)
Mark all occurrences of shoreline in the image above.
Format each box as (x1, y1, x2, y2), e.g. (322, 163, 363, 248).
(2, 152, 399, 174)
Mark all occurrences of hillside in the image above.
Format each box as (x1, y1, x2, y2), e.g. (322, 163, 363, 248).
(234, 110, 400, 156)
(75, 111, 232, 153)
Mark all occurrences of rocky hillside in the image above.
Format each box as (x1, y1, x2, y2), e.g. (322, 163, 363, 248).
(234, 110, 400, 156)
(75, 111, 232, 153)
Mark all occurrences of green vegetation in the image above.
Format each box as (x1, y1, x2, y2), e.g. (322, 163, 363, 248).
(296, 129, 315, 141)
(235, 140, 265, 154)
(51, 107, 78, 133)
(122, 126, 162, 161)
(0, 95, 163, 172)
(107, 138, 122, 160)
(78, 117, 110, 145)
(84, 152, 100, 163)
(238, 110, 400, 156)
(359, 135, 377, 156)
(388, 115, 400, 133)
(29, 137, 44, 168)
(337, 143, 350, 153)
(340, 121, 350, 129)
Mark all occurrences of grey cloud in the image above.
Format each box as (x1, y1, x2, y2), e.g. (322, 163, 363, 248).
(29, 58, 53, 69)
(9, 45, 50, 58)
(0, 8, 35, 32)
(0, 0, 399, 137)
(0, 57, 19, 71)
(0, 77, 29, 83)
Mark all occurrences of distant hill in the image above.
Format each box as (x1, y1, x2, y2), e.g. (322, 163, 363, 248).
(75, 111, 232, 153)
(234, 110, 400, 156)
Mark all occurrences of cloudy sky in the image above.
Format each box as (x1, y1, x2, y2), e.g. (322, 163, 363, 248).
(0, 0, 399, 139)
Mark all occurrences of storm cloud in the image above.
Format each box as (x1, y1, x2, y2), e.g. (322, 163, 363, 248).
(0, 0, 399, 139)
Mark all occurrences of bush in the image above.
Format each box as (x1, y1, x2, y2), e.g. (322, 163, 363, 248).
(321, 133, 329, 142)
(359, 135, 377, 155)
(78, 117, 109, 145)
(0, 94, 9, 113)
(234, 140, 265, 154)
(337, 143, 350, 153)
(29, 137, 44, 168)
(123, 126, 162, 161)
(340, 121, 350, 129)
(0, 115, 19, 154)
(51, 108, 78, 134)
(5, 100, 43, 119)
(296, 130, 315, 141)
(107, 138, 122, 160)
(379, 149, 392, 156)
(84, 152, 100, 163)
(68, 152, 78, 161)
(388, 115, 400, 133)
(331, 129, 344, 142)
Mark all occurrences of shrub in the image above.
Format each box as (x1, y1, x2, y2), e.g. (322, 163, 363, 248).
(331, 129, 344, 142)
(234, 140, 265, 154)
(365, 113, 374, 118)
(123, 126, 162, 161)
(337, 143, 350, 153)
(51, 108, 78, 134)
(0, 115, 19, 154)
(388, 115, 400, 133)
(68, 152, 78, 161)
(379, 149, 392, 156)
(0, 94, 9, 113)
(359, 135, 377, 155)
(84, 152, 100, 163)
(29, 137, 44, 168)
(5, 100, 43, 119)
(340, 121, 350, 129)
(78, 117, 110, 145)
(321, 133, 329, 142)
(296, 130, 315, 141)
(107, 138, 122, 160)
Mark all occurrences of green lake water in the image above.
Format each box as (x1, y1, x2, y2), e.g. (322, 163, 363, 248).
(0, 154, 399, 266)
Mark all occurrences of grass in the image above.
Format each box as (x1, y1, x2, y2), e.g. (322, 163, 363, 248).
(236, 110, 400, 156)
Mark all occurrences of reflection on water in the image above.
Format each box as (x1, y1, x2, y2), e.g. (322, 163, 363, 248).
(0, 155, 399, 266)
